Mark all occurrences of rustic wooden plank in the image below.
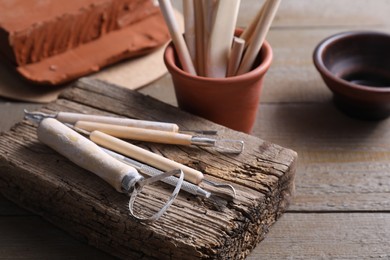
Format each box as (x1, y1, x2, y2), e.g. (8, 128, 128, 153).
(250, 213, 390, 259)
(253, 103, 390, 212)
(0, 216, 114, 259)
(0, 79, 296, 259)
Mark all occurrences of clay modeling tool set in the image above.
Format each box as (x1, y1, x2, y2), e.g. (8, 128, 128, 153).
(25, 110, 238, 221)
(157, 0, 281, 77)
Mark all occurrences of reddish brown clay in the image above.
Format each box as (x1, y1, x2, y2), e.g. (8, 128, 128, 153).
(164, 33, 273, 133)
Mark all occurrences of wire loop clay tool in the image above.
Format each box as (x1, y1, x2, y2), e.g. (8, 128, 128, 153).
(30, 117, 184, 222)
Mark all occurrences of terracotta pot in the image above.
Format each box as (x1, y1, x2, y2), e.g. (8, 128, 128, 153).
(163, 31, 273, 133)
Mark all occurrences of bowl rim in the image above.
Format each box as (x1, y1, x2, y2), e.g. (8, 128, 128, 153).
(313, 30, 390, 93)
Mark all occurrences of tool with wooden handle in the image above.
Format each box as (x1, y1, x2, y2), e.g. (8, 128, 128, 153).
(88, 130, 236, 196)
(24, 110, 217, 135)
(91, 130, 203, 184)
(35, 118, 183, 222)
(74, 121, 244, 154)
(102, 148, 212, 198)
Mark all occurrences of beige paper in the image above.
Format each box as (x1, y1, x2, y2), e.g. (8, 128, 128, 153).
(91, 45, 167, 91)
(0, 47, 167, 103)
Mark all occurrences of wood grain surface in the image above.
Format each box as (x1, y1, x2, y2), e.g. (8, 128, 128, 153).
(0, 79, 296, 259)
(1, 0, 390, 259)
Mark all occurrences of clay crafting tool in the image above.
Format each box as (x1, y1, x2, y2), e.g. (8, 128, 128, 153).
(183, 0, 196, 66)
(24, 110, 217, 135)
(226, 37, 246, 77)
(102, 147, 211, 198)
(240, 0, 268, 46)
(34, 118, 184, 222)
(237, 0, 281, 75)
(158, 0, 197, 75)
(204, 0, 241, 77)
(88, 130, 236, 197)
(74, 121, 244, 154)
(103, 148, 235, 204)
(193, 0, 205, 76)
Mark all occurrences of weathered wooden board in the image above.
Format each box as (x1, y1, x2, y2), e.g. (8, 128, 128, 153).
(0, 78, 296, 259)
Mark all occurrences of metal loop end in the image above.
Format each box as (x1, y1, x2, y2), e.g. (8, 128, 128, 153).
(128, 169, 184, 222)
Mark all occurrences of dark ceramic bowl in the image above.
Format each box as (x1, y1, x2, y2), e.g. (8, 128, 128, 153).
(313, 31, 390, 120)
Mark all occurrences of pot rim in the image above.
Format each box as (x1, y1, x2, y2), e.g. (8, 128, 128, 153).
(164, 40, 273, 83)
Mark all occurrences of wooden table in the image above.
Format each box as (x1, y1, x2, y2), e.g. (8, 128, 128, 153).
(1, 0, 390, 258)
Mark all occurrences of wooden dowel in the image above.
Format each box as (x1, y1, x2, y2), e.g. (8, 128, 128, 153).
(183, 0, 196, 67)
(205, 0, 241, 78)
(226, 37, 245, 77)
(240, 0, 268, 46)
(194, 0, 205, 76)
(75, 121, 193, 146)
(158, 0, 197, 75)
(56, 112, 179, 132)
(202, 0, 217, 77)
(236, 0, 281, 75)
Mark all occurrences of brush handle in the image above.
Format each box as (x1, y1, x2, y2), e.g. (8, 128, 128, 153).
(75, 121, 193, 145)
(90, 131, 204, 185)
(56, 112, 179, 132)
(37, 118, 141, 192)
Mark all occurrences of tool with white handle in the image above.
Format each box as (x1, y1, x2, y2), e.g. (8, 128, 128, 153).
(36, 118, 183, 222)
(37, 118, 142, 193)
(24, 110, 217, 135)
(32, 110, 178, 132)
